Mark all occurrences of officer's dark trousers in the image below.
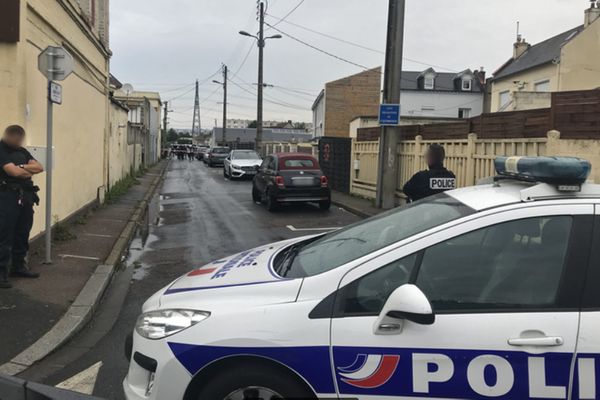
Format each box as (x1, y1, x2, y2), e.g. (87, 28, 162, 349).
(0, 191, 34, 274)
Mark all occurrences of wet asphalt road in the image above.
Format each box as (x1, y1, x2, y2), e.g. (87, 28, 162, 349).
(27, 159, 361, 399)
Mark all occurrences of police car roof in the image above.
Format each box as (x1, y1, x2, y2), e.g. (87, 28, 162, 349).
(448, 180, 600, 211)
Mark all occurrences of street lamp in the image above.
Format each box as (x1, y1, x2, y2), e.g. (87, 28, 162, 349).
(239, 2, 282, 155)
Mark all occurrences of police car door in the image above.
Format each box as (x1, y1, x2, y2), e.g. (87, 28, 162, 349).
(574, 204, 600, 400)
(330, 204, 593, 400)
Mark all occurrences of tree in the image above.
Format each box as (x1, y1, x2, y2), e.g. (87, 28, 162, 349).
(293, 122, 307, 130)
(248, 120, 258, 128)
(166, 128, 178, 143)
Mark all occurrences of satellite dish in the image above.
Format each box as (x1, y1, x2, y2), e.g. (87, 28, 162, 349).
(122, 83, 134, 97)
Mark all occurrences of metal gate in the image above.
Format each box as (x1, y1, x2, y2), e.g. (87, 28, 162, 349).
(319, 137, 352, 194)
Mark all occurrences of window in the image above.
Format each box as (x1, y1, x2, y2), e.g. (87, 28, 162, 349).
(424, 76, 435, 90)
(499, 90, 510, 108)
(458, 108, 471, 119)
(339, 254, 420, 316)
(283, 159, 316, 169)
(276, 194, 474, 279)
(415, 216, 573, 312)
(534, 80, 551, 92)
(462, 79, 472, 91)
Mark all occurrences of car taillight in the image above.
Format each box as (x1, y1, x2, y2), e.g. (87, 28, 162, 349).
(321, 176, 329, 188)
(276, 176, 285, 188)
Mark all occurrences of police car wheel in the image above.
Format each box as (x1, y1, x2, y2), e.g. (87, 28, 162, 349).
(196, 366, 314, 400)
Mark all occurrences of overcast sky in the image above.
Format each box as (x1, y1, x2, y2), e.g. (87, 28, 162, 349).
(110, 0, 589, 129)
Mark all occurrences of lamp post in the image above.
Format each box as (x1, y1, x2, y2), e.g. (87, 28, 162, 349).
(240, 2, 282, 154)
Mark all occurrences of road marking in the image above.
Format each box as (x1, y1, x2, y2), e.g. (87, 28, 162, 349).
(84, 233, 114, 238)
(58, 254, 101, 261)
(286, 225, 341, 232)
(56, 361, 102, 395)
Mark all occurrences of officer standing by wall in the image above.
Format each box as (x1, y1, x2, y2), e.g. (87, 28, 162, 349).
(402, 144, 456, 202)
(0, 125, 43, 289)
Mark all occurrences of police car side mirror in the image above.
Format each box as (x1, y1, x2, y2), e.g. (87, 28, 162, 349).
(373, 284, 435, 335)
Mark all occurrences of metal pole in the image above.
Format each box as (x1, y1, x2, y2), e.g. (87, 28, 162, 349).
(44, 80, 53, 264)
(376, 0, 405, 209)
(223, 65, 228, 145)
(256, 1, 265, 154)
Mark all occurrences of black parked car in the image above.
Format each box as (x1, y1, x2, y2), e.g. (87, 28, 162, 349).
(205, 147, 230, 167)
(252, 153, 331, 211)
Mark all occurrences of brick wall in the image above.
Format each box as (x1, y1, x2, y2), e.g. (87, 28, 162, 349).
(324, 67, 381, 137)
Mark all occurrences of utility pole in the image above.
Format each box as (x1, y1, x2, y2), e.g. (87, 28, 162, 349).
(256, 0, 265, 154)
(222, 64, 228, 145)
(163, 101, 169, 142)
(376, 0, 405, 209)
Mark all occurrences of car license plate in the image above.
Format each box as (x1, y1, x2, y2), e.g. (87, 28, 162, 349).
(292, 177, 315, 186)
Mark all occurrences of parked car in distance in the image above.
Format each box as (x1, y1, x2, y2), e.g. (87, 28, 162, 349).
(252, 153, 331, 211)
(196, 145, 209, 161)
(224, 150, 263, 179)
(205, 147, 230, 167)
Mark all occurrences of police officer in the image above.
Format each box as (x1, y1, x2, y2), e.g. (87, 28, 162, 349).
(0, 125, 43, 289)
(402, 144, 456, 202)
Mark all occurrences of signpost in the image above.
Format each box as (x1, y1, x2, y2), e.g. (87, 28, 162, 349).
(38, 46, 73, 264)
(379, 104, 401, 126)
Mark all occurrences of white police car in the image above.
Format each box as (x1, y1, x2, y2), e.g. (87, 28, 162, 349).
(124, 156, 600, 400)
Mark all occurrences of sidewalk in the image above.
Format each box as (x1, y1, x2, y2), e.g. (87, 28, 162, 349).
(0, 161, 166, 374)
(331, 191, 383, 218)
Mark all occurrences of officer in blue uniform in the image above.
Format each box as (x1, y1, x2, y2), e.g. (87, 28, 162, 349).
(403, 144, 456, 202)
(0, 125, 43, 289)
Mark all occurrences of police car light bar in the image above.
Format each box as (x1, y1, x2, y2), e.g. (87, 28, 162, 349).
(494, 156, 591, 187)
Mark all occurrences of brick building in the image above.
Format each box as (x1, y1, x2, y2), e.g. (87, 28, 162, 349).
(312, 67, 382, 138)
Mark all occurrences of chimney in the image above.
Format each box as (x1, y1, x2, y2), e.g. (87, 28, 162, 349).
(513, 34, 530, 59)
(474, 67, 486, 85)
(585, 0, 600, 28)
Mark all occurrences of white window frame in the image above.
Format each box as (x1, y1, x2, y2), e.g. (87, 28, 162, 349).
(499, 90, 510, 107)
(424, 76, 435, 90)
(458, 108, 471, 119)
(462, 79, 472, 91)
(534, 79, 551, 93)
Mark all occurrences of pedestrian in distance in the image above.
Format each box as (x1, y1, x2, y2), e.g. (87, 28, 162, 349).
(0, 125, 43, 289)
(402, 144, 456, 203)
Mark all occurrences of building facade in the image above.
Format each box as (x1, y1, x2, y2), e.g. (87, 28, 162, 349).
(0, 0, 111, 237)
(312, 67, 382, 139)
(491, 3, 600, 112)
(313, 67, 485, 139)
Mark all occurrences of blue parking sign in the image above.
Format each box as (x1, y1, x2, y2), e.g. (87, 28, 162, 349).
(379, 104, 401, 126)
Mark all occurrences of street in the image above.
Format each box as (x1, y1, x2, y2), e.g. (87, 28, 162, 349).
(21, 159, 361, 399)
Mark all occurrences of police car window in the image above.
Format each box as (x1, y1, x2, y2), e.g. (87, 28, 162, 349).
(415, 216, 573, 312)
(338, 253, 419, 316)
(276, 194, 474, 279)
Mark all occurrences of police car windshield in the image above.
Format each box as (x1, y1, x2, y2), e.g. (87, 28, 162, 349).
(279, 194, 474, 278)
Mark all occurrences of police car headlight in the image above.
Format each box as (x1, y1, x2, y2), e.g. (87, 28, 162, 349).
(135, 309, 210, 340)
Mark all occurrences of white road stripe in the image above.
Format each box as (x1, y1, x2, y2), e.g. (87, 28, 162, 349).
(58, 254, 101, 261)
(286, 225, 341, 232)
(56, 361, 102, 395)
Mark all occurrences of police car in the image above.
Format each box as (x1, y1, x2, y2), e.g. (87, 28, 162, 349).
(124, 156, 600, 400)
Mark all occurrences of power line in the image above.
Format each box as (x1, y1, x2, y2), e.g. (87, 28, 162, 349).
(264, 22, 372, 71)
(267, 0, 305, 28)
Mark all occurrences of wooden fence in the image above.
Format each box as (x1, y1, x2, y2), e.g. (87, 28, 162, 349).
(351, 134, 548, 200)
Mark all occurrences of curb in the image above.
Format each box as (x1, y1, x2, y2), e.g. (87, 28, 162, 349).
(0, 163, 167, 376)
(332, 199, 374, 219)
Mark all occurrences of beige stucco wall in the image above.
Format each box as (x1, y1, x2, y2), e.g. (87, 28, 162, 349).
(559, 19, 600, 91)
(491, 63, 558, 112)
(108, 103, 141, 187)
(0, 0, 110, 237)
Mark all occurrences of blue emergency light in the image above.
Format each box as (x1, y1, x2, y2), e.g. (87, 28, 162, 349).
(494, 156, 591, 185)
